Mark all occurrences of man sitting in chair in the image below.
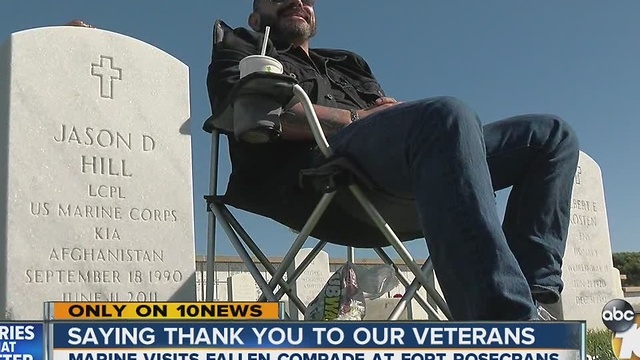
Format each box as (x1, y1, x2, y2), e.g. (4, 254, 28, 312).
(206, 0, 580, 321)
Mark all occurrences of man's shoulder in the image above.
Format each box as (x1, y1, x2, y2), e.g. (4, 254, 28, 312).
(213, 20, 261, 51)
(312, 47, 373, 74)
(313, 48, 367, 62)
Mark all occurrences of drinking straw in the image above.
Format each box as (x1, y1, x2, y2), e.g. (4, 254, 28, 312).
(260, 26, 271, 56)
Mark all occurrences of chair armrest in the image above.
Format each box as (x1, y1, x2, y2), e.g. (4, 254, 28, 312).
(204, 72, 298, 134)
(204, 73, 335, 158)
(292, 84, 334, 158)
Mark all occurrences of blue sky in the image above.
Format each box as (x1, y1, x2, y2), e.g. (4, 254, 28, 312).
(1, 1, 639, 261)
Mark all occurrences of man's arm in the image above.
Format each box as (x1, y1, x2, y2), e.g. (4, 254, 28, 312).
(279, 52, 400, 141)
(279, 97, 401, 141)
(208, 46, 353, 141)
(279, 103, 352, 141)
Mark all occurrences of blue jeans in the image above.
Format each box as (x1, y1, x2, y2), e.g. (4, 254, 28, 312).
(327, 97, 580, 321)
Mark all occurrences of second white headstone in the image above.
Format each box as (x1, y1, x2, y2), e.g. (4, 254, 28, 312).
(287, 249, 330, 319)
(227, 273, 257, 301)
(559, 152, 620, 329)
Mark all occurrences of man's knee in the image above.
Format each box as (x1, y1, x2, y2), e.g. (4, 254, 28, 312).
(556, 117, 580, 155)
(414, 96, 481, 134)
(534, 115, 580, 155)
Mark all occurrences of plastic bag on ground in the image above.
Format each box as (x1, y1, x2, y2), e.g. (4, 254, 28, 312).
(353, 264, 399, 300)
(304, 262, 399, 321)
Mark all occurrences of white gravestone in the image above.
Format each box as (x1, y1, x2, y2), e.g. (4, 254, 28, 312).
(0, 26, 196, 319)
(216, 282, 229, 301)
(287, 249, 331, 319)
(611, 268, 624, 301)
(227, 273, 257, 301)
(379, 269, 442, 320)
(559, 151, 620, 329)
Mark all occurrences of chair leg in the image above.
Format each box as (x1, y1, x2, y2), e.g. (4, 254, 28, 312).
(349, 184, 453, 320)
(206, 130, 221, 302)
(212, 191, 336, 318)
(220, 205, 308, 312)
(391, 260, 446, 321)
(374, 248, 445, 320)
(273, 241, 327, 300)
(208, 201, 279, 302)
(347, 247, 355, 263)
(205, 209, 217, 301)
(399, 246, 450, 320)
(257, 191, 336, 300)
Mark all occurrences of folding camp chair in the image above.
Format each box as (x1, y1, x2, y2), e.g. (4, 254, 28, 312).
(203, 23, 451, 321)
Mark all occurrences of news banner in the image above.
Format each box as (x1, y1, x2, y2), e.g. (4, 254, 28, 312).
(0, 302, 589, 360)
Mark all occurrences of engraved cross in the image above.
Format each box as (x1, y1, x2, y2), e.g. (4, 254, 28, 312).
(91, 56, 122, 99)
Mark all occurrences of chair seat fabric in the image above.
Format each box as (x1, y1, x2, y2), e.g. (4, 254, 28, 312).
(223, 157, 424, 247)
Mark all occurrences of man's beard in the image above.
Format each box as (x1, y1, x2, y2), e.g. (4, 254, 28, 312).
(259, 12, 316, 44)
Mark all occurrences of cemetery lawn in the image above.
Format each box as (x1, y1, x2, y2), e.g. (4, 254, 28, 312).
(586, 329, 614, 360)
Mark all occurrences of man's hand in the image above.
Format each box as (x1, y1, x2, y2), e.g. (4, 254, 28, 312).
(65, 20, 95, 28)
(358, 97, 402, 119)
(279, 97, 402, 141)
(375, 97, 399, 105)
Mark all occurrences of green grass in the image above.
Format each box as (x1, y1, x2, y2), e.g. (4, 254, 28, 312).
(586, 329, 615, 360)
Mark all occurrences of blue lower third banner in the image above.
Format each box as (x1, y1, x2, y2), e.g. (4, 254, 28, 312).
(50, 322, 586, 360)
(0, 322, 44, 360)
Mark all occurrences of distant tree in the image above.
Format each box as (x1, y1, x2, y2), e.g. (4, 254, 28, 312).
(613, 252, 640, 286)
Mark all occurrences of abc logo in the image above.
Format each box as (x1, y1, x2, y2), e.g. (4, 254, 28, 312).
(611, 318, 640, 360)
(603, 299, 639, 360)
(602, 299, 636, 332)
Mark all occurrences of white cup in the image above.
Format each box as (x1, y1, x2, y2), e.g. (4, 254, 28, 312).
(239, 55, 284, 78)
